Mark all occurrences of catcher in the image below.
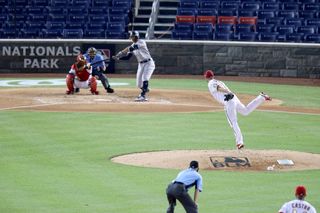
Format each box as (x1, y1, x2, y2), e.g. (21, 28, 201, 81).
(65, 54, 99, 95)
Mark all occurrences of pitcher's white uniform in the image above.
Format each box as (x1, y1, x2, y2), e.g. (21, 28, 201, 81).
(279, 199, 317, 213)
(129, 39, 155, 89)
(208, 79, 266, 147)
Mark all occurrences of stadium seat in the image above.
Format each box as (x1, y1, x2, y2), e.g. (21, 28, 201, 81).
(46, 21, 65, 30)
(303, 3, 320, 11)
(238, 32, 258, 41)
(171, 30, 193, 40)
(262, 2, 280, 10)
(47, 7, 65, 15)
(214, 32, 234, 41)
(72, 0, 91, 7)
(258, 32, 278, 41)
(218, 16, 237, 24)
(0, 14, 8, 22)
(196, 16, 217, 25)
(297, 26, 317, 34)
(305, 18, 320, 26)
(236, 24, 255, 33)
(238, 10, 257, 17)
(194, 23, 214, 32)
(107, 22, 125, 32)
(0, 0, 8, 6)
(216, 24, 234, 33)
(26, 6, 47, 14)
(67, 7, 88, 15)
(282, 3, 299, 10)
(9, 14, 26, 22)
(88, 7, 108, 15)
(68, 15, 87, 23)
(197, 9, 218, 16)
(28, 14, 47, 22)
(62, 29, 83, 38)
(199, 1, 219, 9)
(93, 0, 111, 7)
(266, 17, 284, 25)
(284, 18, 303, 27)
(179, 0, 198, 8)
(88, 22, 106, 30)
(106, 31, 127, 39)
(299, 11, 317, 18)
(260, 0, 277, 3)
(42, 29, 62, 38)
(285, 33, 303, 42)
(48, 14, 66, 22)
(304, 34, 320, 43)
(238, 17, 257, 25)
(257, 24, 275, 32)
(174, 22, 193, 32)
(298, 0, 316, 3)
(84, 29, 106, 38)
(278, 11, 297, 18)
(20, 28, 41, 38)
(32, 0, 48, 6)
(177, 8, 197, 16)
(89, 15, 107, 23)
(193, 31, 213, 40)
(9, 0, 28, 6)
(241, 2, 260, 10)
(258, 10, 275, 19)
(66, 22, 84, 30)
(0, 28, 16, 38)
(221, 1, 239, 10)
(275, 25, 294, 34)
(112, 0, 131, 8)
(109, 15, 127, 23)
(51, 0, 68, 7)
(176, 16, 196, 23)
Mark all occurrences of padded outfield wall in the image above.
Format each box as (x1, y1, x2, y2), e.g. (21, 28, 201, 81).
(0, 39, 320, 78)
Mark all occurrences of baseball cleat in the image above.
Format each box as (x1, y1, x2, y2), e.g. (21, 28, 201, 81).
(91, 91, 99, 95)
(135, 95, 148, 102)
(237, 144, 245, 150)
(260, 92, 272, 101)
(106, 87, 114, 93)
(65, 90, 74, 95)
(75, 88, 80, 93)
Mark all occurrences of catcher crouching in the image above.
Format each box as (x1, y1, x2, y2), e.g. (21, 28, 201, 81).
(65, 54, 99, 95)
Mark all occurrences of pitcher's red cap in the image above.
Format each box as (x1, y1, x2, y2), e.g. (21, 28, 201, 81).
(204, 70, 214, 78)
(295, 185, 306, 196)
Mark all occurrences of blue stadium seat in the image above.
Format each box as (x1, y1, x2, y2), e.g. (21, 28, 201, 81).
(89, 15, 107, 23)
(221, 1, 240, 10)
(42, 29, 62, 38)
(258, 10, 275, 19)
(297, 26, 317, 34)
(107, 22, 125, 32)
(108, 15, 127, 23)
(0, 0, 8, 6)
(238, 10, 257, 17)
(284, 18, 303, 27)
(9, 0, 28, 6)
(177, 8, 197, 16)
(236, 24, 255, 33)
(47, 7, 65, 15)
(197, 8, 217, 16)
(0, 14, 8, 22)
(277, 10, 297, 18)
(62, 29, 83, 38)
(304, 34, 320, 43)
(67, 7, 88, 15)
(25, 21, 45, 30)
(89, 7, 108, 15)
(106, 31, 127, 39)
(282, 3, 299, 10)
(266, 17, 284, 25)
(68, 15, 87, 23)
(238, 32, 258, 41)
(262, 2, 280, 10)
(279, 0, 296, 3)
(193, 31, 213, 40)
(199, 1, 219, 9)
(7, 6, 25, 14)
(71, 0, 91, 7)
(48, 14, 66, 22)
(219, 9, 237, 16)
(66, 22, 84, 29)
(28, 14, 47, 22)
(171, 30, 193, 40)
(298, 0, 316, 3)
(241, 2, 260, 10)
(214, 32, 234, 41)
(275, 25, 294, 34)
(51, 0, 68, 7)
(174, 22, 193, 32)
(112, 0, 131, 8)
(179, 0, 198, 8)
(32, 0, 48, 6)
(20, 28, 41, 38)
(216, 24, 234, 33)
(0, 28, 16, 38)
(257, 24, 275, 32)
(108, 7, 129, 15)
(88, 22, 106, 30)
(84, 29, 106, 38)
(299, 11, 317, 18)
(93, 0, 111, 7)
(305, 18, 320, 26)
(45, 21, 65, 30)
(26, 6, 47, 14)
(285, 33, 303, 42)
(258, 32, 278, 41)
(194, 23, 214, 33)
(303, 3, 320, 11)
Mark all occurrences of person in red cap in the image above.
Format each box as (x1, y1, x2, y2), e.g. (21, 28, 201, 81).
(278, 185, 317, 213)
(204, 69, 272, 149)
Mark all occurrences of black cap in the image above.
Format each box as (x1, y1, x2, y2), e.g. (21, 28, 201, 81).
(189, 160, 199, 169)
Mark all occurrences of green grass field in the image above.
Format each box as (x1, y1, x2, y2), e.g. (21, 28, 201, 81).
(0, 78, 319, 213)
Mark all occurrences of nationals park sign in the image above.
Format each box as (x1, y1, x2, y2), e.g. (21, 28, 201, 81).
(0, 41, 115, 73)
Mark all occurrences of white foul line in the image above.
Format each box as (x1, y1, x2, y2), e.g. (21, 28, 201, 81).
(0, 103, 63, 111)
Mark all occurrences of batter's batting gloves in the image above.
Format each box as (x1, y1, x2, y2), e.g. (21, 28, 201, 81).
(224, 93, 234, 101)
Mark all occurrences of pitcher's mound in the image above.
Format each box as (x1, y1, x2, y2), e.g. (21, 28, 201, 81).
(111, 150, 320, 172)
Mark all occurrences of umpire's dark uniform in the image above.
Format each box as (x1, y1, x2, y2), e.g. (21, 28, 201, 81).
(166, 161, 203, 213)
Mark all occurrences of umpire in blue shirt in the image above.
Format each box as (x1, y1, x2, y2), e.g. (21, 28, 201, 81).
(84, 47, 114, 94)
(166, 160, 203, 213)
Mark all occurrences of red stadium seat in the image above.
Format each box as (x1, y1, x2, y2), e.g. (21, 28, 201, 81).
(176, 15, 196, 23)
(238, 17, 257, 25)
(196, 16, 217, 25)
(218, 16, 237, 24)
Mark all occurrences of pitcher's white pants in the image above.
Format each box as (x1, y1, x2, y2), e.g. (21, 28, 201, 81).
(224, 95, 265, 146)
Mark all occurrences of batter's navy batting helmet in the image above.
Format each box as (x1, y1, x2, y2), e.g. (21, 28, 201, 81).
(189, 160, 199, 169)
(295, 185, 307, 197)
(130, 31, 140, 38)
(204, 70, 214, 78)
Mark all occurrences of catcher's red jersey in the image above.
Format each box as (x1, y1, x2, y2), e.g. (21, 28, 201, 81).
(71, 64, 91, 81)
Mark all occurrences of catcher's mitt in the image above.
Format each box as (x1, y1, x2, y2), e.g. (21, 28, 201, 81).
(224, 93, 234, 101)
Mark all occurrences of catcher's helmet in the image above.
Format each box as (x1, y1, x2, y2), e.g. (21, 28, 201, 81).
(204, 70, 214, 79)
(130, 31, 139, 38)
(76, 54, 86, 68)
(189, 160, 199, 169)
(295, 185, 306, 197)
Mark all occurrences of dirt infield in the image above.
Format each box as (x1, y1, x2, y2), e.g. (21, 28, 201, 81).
(0, 77, 319, 172)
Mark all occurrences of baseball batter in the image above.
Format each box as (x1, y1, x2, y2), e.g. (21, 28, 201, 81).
(112, 31, 155, 101)
(279, 185, 317, 213)
(204, 70, 272, 149)
(166, 161, 203, 213)
(65, 54, 99, 95)
(84, 47, 114, 94)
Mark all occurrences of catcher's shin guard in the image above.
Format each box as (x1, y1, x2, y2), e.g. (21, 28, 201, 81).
(89, 77, 99, 95)
(66, 74, 75, 94)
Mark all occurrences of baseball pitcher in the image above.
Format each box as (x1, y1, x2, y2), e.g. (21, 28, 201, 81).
(113, 31, 155, 101)
(204, 70, 272, 149)
(65, 54, 99, 95)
